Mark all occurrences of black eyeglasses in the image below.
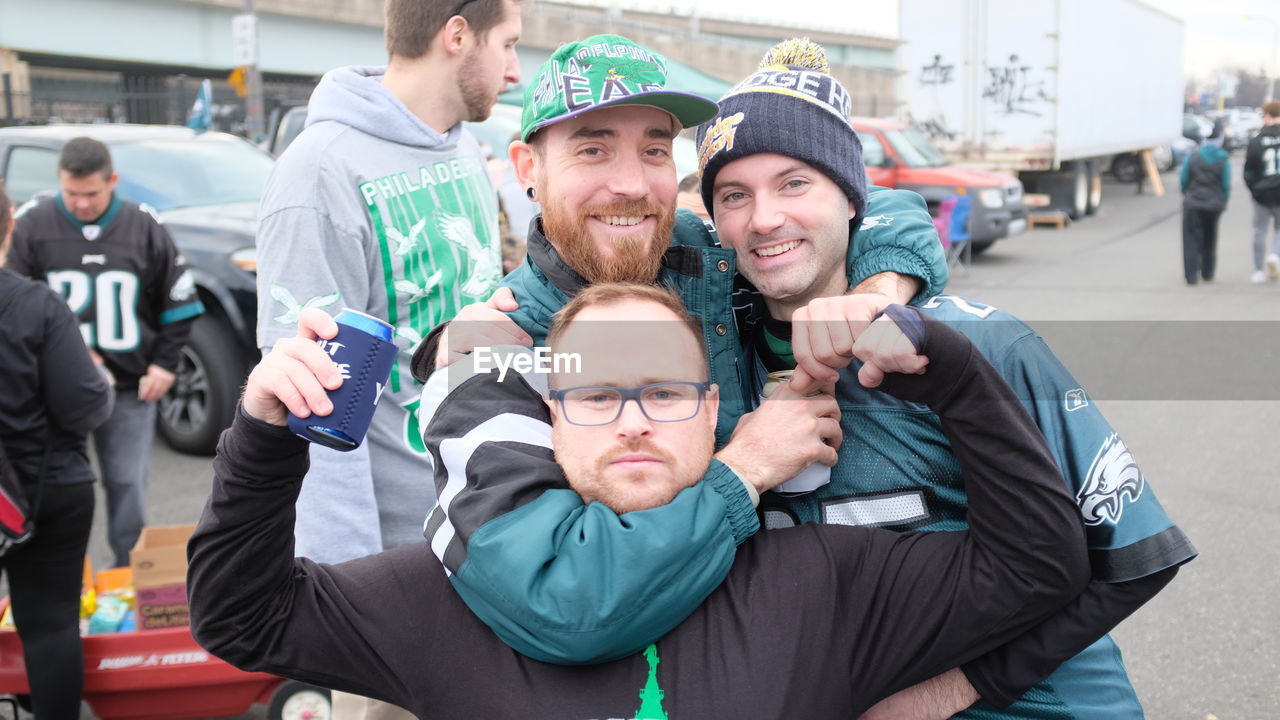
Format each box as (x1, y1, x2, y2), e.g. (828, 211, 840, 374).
(549, 382, 712, 426)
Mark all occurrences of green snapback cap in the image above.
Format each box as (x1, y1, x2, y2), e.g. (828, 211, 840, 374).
(521, 34, 719, 141)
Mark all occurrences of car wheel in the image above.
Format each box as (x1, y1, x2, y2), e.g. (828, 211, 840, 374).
(157, 315, 245, 456)
(267, 681, 332, 720)
(1111, 154, 1142, 183)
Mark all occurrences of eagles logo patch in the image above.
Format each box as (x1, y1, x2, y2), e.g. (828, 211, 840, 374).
(1076, 433, 1144, 526)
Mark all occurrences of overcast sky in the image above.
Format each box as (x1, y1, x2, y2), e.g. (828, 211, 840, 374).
(565, 0, 1280, 79)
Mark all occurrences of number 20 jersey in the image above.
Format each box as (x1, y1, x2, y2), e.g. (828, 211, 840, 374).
(10, 194, 204, 386)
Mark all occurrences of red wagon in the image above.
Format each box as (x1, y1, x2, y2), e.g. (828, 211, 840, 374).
(0, 599, 330, 720)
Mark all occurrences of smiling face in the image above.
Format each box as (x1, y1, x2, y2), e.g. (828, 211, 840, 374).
(548, 296, 718, 514)
(513, 104, 679, 283)
(710, 153, 854, 319)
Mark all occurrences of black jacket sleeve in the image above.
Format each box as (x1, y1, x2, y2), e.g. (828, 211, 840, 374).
(39, 290, 114, 436)
(187, 408, 434, 706)
(827, 308, 1091, 700)
(962, 566, 1179, 708)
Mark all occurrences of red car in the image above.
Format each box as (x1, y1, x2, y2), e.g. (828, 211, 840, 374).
(854, 117, 1027, 254)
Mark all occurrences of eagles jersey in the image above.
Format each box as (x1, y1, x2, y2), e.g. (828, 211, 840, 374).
(9, 194, 204, 387)
(752, 294, 1197, 720)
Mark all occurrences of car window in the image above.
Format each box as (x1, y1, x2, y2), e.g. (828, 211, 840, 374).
(271, 107, 308, 156)
(857, 130, 887, 167)
(888, 129, 948, 168)
(110, 137, 274, 211)
(3, 146, 59, 204)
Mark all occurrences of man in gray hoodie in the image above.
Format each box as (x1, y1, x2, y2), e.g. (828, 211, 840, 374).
(253, 0, 521, 717)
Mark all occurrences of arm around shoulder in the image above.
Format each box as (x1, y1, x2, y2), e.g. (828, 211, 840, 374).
(848, 188, 949, 303)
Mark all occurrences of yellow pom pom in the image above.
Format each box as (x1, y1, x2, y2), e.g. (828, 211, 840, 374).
(759, 38, 830, 74)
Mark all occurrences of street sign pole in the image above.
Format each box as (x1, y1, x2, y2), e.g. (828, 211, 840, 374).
(233, 1, 265, 140)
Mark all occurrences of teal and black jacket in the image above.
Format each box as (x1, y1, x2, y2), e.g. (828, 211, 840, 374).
(1180, 143, 1231, 211)
(418, 187, 947, 664)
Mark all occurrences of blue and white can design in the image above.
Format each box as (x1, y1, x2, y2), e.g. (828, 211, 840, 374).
(287, 308, 399, 451)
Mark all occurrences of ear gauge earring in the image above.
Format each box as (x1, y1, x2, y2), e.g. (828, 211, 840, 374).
(526, 187, 537, 201)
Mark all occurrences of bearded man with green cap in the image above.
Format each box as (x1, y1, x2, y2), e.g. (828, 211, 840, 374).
(405, 33, 958, 663)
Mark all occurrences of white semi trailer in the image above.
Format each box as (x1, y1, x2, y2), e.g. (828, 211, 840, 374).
(899, 0, 1185, 220)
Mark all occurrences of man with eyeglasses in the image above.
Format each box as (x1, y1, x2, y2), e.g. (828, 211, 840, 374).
(190, 283, 1090, 718)
(251, 1, 521, 715)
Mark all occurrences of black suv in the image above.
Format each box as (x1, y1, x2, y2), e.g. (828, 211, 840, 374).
(0, 124, 269, 454)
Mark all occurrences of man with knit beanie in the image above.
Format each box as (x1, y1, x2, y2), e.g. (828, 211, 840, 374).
(698, 38, 1194, 720)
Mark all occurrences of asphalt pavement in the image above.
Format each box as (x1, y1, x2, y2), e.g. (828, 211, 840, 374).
(51, 173, 1280, 719)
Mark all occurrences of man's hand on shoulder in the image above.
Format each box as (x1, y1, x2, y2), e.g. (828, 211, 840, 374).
(242, 308, 343, 426)
(435, 287, 531, 369)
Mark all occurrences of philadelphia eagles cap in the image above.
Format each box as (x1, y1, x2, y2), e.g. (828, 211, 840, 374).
(520, 34, 720, 141)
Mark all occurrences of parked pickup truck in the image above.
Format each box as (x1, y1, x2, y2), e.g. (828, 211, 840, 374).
(853, 117, 1027, 254)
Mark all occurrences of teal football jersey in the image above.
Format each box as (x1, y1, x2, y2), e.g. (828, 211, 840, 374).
(753, 295, 1196, 720)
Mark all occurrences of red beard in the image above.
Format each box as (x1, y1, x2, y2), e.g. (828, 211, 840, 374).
(541, 199, 675, 283)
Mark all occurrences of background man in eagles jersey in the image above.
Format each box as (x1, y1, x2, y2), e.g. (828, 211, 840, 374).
(7, 137, 204, 569)
(189, 284, 1091, 718)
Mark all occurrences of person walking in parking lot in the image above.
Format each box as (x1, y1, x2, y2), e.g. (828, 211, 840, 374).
(1244, 100, 1280, 283)
(252, 0, 521, 717)
(1180, 118, 1230, 285)
(6, 137, 203, 569)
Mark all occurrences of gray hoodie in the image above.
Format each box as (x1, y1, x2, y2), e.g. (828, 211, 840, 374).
(255, 65, 501, 562)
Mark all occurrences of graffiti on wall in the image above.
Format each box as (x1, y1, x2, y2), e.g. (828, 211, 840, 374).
(910, 113, 957, 142)
(919, 54, 955, 86)
(983, 54, 1050, 116)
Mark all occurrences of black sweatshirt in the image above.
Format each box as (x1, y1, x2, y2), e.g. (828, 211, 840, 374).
(188, 311, 1089, 719)
(0, 269, 113, 490)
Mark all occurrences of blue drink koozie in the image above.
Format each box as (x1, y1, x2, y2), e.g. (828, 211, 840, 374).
(287, 308, 398, 451)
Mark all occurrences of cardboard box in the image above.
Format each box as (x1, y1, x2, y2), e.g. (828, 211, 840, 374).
(130, 524, 195, 630)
